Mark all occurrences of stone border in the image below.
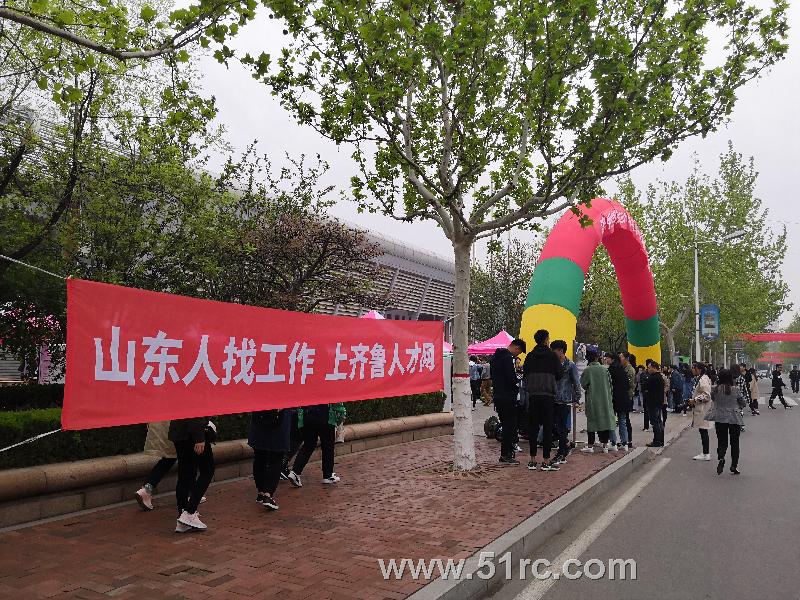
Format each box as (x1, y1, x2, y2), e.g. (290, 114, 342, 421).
(408, 418, 692, 600)
(0, 413, 453, 528)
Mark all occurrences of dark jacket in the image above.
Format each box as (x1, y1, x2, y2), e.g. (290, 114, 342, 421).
(522, 344, 562, 398)
(248, 409, 292, 453)
(609, 362, 632, 413)
(491, 348, 519, 402)
(168, 417, 208, 444)
(645, 371, 665, 408)
(772, 370, 786, 388)
(790, 369, 800, 383)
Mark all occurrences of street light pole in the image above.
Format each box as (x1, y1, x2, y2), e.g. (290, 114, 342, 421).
(694, 228, 702, 362)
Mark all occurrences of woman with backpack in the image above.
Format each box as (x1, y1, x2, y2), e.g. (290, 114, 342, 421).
(286, 403, 347, 486)
(705, 368, 746, 475)
(248, 409, 292, 510)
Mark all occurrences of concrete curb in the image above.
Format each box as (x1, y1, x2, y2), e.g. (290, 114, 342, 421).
(408, 415, 693, 600)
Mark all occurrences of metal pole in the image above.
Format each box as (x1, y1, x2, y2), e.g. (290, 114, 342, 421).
(694, 229, 702, 362)
(723, 341, 727, 367)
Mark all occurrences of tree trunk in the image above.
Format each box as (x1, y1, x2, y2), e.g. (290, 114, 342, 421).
(663, 329, 676, 364)
(452, 241, 477, 470)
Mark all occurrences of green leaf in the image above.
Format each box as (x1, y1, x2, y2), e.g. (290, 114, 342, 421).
(140, 4, 157, 22)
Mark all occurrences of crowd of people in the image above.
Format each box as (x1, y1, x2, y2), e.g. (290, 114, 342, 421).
(134, 402, 346, 532)
(483, 331, 794, 477)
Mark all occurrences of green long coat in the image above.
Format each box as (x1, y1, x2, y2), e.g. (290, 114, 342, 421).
(580, 362, 617, 432)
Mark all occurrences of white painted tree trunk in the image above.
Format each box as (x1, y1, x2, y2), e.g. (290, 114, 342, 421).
(452, 241, 477, 470)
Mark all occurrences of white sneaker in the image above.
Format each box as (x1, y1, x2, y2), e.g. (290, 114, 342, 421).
(174, 520, 192, 533)
(177, 511, 207, 530)
(322, 473, 341, 484)
(200, 496, 207, 504)
(602, 444, 610, 454)
(693, 453, 711, 461)
(135, 487, 154, 511)
(514, 444, 523, 453)
(618, 445, 628, 453)
(287, 471, 303, 488)
(580, 447, 595, 453)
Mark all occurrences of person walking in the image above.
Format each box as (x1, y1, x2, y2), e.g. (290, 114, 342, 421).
(249, 409, 292, 510)
(280, 408, 303, 480)
(287, 403, 347, 486)
(744, 365, 759, 415)
(689, 362, 713, 461)
(522, 331, 562, 470)
(769, 364, 790, 409)
(609, 356, 632, 452)
(620, 352, 636, 448)
(580, 350, 616, 453)
(645, 361, 665, 447)
(790, 365, 800, 394)
(469, 356, 482, 410)
(491, 338, 528, 464)
(170, 417, 216, 532)
(480, 358, 493, 406)
(705, 368, 745, 475)
(640, 360, 653, 431)
(136, 421, 177, 511)
(682, 364, 694, 415)
(550, 339, 581, 465)
(670, 365, 685, 414)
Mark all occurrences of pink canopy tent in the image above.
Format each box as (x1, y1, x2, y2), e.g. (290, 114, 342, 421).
(359, 310, 385, 320)
(468, 330, 514, 355)
(443, 340, 453, 354)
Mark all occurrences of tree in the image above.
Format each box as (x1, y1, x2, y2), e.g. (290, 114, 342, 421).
(254, 0, 789, 468)
(0, 0, 254, 62)
(779, 312, 800, 356)
(606, 144, 789, 365)
(578, 247, 627, 353)
(469, 238, 538, 343)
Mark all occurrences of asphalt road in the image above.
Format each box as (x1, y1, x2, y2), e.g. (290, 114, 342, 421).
(492, 381, 800, 600)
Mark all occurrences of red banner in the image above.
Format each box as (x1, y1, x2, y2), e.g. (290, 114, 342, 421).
(63, 279, 443, 430)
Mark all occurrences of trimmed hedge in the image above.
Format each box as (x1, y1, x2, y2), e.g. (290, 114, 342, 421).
(0, 384, 65, 411)
(0, 392, 445, 470)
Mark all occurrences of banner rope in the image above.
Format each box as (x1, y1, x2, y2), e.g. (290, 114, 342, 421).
(0, 429, 61, 454)
(0, 254, 66, 281)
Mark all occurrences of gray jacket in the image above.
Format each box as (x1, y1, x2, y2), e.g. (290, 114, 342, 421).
(704, 385, 746, 426)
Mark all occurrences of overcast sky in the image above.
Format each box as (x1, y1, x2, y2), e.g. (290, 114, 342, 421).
(197, 1, 800, 327)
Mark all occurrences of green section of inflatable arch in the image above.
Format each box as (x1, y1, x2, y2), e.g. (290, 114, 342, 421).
(624, 315, 661, 348)
(524, 257, 585, 317)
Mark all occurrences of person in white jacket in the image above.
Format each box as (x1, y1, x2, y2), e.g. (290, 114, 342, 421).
(689, 362, 714, 461)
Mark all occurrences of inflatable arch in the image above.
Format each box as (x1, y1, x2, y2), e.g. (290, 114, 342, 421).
(520, 198, 661, 365)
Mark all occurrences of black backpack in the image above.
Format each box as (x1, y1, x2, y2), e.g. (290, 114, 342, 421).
(484, 415, 502, 441)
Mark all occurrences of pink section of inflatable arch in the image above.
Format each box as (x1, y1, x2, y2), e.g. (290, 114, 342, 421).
(537, 198, 657, 322)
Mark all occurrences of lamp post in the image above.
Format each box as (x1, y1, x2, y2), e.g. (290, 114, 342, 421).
(693, 229, 746, 362)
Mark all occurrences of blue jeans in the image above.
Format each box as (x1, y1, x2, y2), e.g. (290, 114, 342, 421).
(616, 411, 629, 445)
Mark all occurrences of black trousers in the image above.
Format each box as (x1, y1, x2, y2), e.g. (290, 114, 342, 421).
(661, 405, 668, 425)
(528, 395, 554, 460)
(699, 428, 710, 454)
(770, 386, 788, 407)
(174, 439, 214, 514)
(253, 449, 283, 496)
(643, 402, 650, 430)
(625, 409, 633, 447)
(495, 399, 518, 459)
(792, 380, 799, 393)
(282, 412, 303, 475)
(292, 420, 336, 479)
(145, 457, 177, 488)
(587, 430, 610, 445)
(715, 422, 740, 468)
(553, 403, 570, 457)
(470, 379, 481, 408)
(645, 403, 664, 445)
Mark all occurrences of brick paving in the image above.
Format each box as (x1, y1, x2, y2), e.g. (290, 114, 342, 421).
(0, 434, 623, 600)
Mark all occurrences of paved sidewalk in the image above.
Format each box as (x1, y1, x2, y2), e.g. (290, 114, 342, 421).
(0, 433, 622, 600)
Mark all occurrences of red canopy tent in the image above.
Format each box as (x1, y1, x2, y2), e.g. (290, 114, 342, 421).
(468, 331, 514, 355)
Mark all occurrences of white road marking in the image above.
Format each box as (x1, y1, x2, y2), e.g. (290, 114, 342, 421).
(514, 457, 671, 600)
